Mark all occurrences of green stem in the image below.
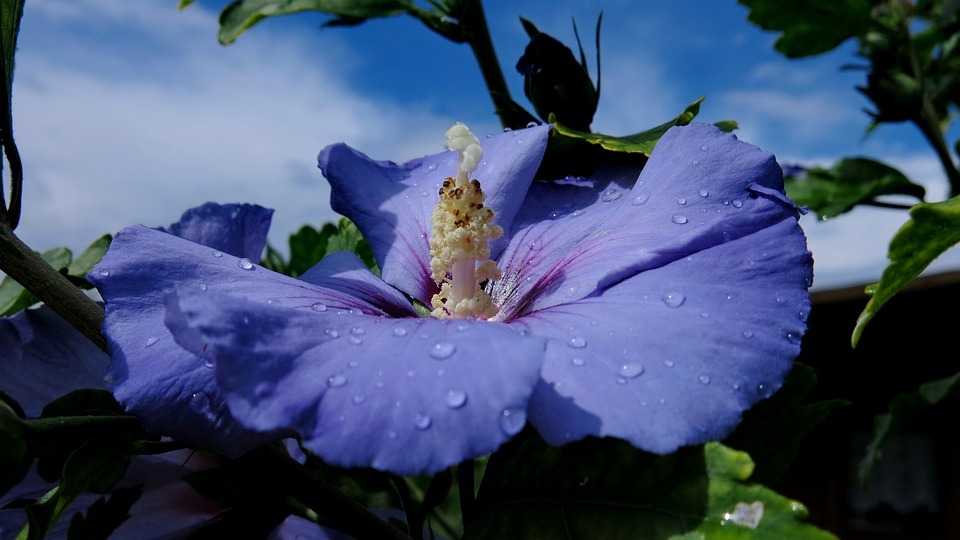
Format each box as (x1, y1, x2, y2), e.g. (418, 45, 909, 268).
(459, 0, 536, 130)
(239, 446, 412, 540)
(27, 415, 141, 438)
(913, 106, 960, 197)
(0, 221, 106, 350)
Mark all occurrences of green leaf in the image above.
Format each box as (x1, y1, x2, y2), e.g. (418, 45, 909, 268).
(859, 370, 960, 484)
(551, 97, 707, 156)
(738, 0, 874, 58)
(20, 442, 131, 540)
(66, 235, 111, 280)
(724, 364, 848, 485)
(0, 393, 30, 498)
(0, 247, 73, 316)
(286, 222, 338, 277)
(785, 157, 925, 220)
(324, 218, 378, 273)
(467, 432, 835, 539)
(217, 0, 410, 44)
(261, 219, 377, 278)
(852, 195, 960, 345)
(178, 0, 196, 8)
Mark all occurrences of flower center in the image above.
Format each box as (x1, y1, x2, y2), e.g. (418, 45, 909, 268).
(428, 123, 503, 319)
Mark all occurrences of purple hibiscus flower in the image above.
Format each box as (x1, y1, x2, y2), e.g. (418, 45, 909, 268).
(89, 122, 812, 475)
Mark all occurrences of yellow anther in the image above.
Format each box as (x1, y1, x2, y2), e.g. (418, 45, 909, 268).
(428, 123, 503, 319)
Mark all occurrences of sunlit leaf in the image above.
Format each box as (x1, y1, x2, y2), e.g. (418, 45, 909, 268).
(67, 234, 111, 279)
(217, 0, 409, 44)
(738, 0, 873, 57)
(785, 157, 925, 220)
(467, 433, 835, 539)
(859, 370, 960, 485)
(853, 195, 960, 345)
(551, 97, 708, 156)
(0, 247, 72, 316)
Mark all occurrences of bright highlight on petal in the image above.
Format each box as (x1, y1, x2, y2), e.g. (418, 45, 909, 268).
(429, 123, 503, 319)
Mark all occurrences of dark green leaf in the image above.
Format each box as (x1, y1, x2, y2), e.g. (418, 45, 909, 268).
(724, 364, 848, 485)
(21, 442, 131, 540)
(67, 486, 142, 540)
(738, 0, 874, 57)
(785, 157, 925, 220)
(178, 0, 196, 8)
(287, 222, 338, 277)
(217, 0, 410, 44)
(1, 0, 24, 105)
(324, 218, 378, 273)
(468, 432, 835, 539)
(0, 394, 30, 498)
(853, 195, 960, 345)
(551, 97, 705, 156)
(859, 370, 960, 485)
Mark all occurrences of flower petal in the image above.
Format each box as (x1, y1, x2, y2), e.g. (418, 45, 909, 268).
(517, 218, 812, 453)
(493, 123, 802, 318)
(167, 288, 545, 475)
(90, 225, 396, 455)
(0, 306, 108, 417)
(298, 251, 415, 318)
(158, 202, 273, 261)
(318, 124, 550, 304)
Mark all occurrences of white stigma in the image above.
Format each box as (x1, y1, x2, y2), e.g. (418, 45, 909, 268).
(446, 122, 483, 186)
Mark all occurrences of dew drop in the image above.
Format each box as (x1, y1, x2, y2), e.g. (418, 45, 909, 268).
(526, 121, 539, 128)
(445, 390, 467, 409)
(698, 189, 709, 197)
(197, 283, 207, 291)
(237, 258, 254, 270)
(348, 336, 363, 345)
(429, 342, 456, 359)
(618, 363, 645, 378)
(500, 408, 526, 435)
(414, 413, 432, 430)
(529, 239, 543, 251)
(188, 392, 210, 414)
(311, 302, 328, 312)
(98, 269, 110, 276)
(700, 144, 709, 152)
(352, 394, 365, 405)
(387, 430, 398, 440)
(756, 382, 773, 398)
(664, 360, 675, 367)
(661, 292, 686, 308)
(348, 360, 360, 368)
(327, 374, 347, 387)
(677, 197, 687, 205)
(324, 328, 340, 338)
(145, 336, 159, 348)
(212, 250, 223, 258)
(350, 327, 365, 335)
(732, 199, 743, 208)
(631, 194, 650, 206)
(571, 357, 585, 367)
(392, 327, 408, 337)
(785, 331, 801, 345)
(698, 374, 711, 385)
(601, 188, 622, 202)
(616, 377, 627, 385)
(567, 336, 587, 349)
(671, 213, 688, 224)
(742, 330, 754, 339)
(691, 158, 700, 166)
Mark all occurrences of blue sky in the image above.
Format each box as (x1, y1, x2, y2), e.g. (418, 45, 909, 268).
(8, 0, 960, 290)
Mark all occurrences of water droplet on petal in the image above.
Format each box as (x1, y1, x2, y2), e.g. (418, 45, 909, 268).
(677, 197, 686, 205)
(387, 430, 398, 440)
(700, 145, 709, 152)
(392, 327, 408, 337)
(699, 374, 711, 385)
(197, 283, 207, 291)
(757, 382, 773, 398)
(414, 413, 432, 430)
(445, 389, 467, 408)
(691, 158, 700, 166)
(311, 302, 327, 312)
(500, 408, 526, 435)
(526, 121, 539, 128)
(662, 292, 686, 308)
(327, 374, 347, 387)
(352, 394, 365, 405)
(567, 336, 587, 349)
(664, 360, 675, 367)
(530, 239, 543, 251)
(324, 328, 340, 338)
(618, 363, 644, 378)
(348, 360, 360, 368)
(350, 327, 365, 335)
(237, 258, 254, 270)
(571, 357, 585, 367)
(671, 213, 688, 224)
(601, 188, 622, 202)
(348, 336, 363, 345)
(742, 330, 754, 339)
(785, 331, 801, 344)
(145, 336, 159, 348)
(732, 199, 743, 208)
(698, 189, 709, 198)
(189, 392, 210, 413)
(429, 342, 456, 359)
(631, 194, 650, 206)
(98, 269, 110, 276)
